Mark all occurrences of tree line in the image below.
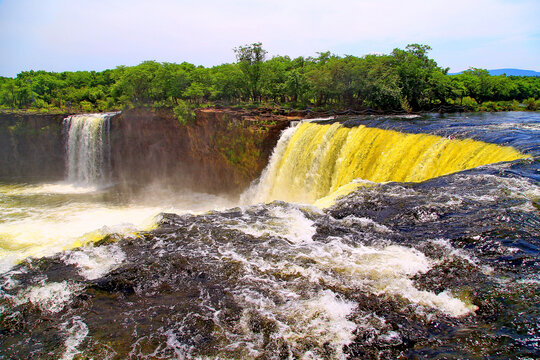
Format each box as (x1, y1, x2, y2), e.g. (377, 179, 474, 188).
(1, 43, 539, 115)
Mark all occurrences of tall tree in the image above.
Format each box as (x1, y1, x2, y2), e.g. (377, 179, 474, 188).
(234, 42, 267, 101)
(391, 44, 441, 110)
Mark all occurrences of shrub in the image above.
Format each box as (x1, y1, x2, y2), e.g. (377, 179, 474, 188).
(524, 98, 538, 111)
(173, 100, 196, 125)
(80, 101, 94, 113)
(461, 97, 479, 111)
(479, 101, 500, 112)
(34, 98, 48, 109)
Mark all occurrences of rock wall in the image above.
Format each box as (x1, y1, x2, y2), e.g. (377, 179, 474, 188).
(0, 112, 67, 181)
(111, 108, 293, 195)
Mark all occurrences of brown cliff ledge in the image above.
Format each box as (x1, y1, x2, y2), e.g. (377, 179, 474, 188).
(111, 107, 296, 195)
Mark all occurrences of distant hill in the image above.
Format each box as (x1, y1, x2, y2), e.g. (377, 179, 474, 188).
(488, 68, 540, 76)
(449, 68, 540, 76)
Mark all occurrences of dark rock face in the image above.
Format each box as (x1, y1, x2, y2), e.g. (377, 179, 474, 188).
(0, 112, 67, 181)
(111, 108, 292, 195)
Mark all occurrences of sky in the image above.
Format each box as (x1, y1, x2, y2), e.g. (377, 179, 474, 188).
(0, 0, 539, 77)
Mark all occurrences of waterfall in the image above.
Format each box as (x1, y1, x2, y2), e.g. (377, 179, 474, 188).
(63, 113, 119, 186)
(244, 121, 527, 207)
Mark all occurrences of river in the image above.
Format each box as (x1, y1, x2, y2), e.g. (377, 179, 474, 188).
(0, 112, 538, 359)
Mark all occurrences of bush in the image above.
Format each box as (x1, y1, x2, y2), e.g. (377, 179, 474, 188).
(400, 97, 412, 113)
(173, 100, 196, 125)
(479, 101, 500, 112)
(34, 98, 48, 109)
(80, 100, 94, 113)
(499, 100, 520, 111)
(461, 96, 479, 111)
(524, 98, 538, 111)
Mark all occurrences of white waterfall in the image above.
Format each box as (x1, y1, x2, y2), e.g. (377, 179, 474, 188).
(63, 112, 119, 186)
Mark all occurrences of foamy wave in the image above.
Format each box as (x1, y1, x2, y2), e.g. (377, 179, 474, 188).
(62, 244, 126, 280)
(230, 205, 318, 244)
(17, 281, 82, 313)
(60, 317, 89, 360)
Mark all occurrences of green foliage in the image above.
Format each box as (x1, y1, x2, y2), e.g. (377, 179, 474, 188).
(173, 100, 196, 125)
(1, 43, 538, 113)
(400, 97, 413, 113)
(392, 44, 440, 110)
(524, 98, 539, 111)
(234, 42, 267, 101)
(460, 96, 479, 111)
(80, 100, 95, 113)
(33, 98, 48, 109)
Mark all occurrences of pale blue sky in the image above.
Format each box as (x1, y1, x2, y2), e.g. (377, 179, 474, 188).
(1, 0, 539, 77)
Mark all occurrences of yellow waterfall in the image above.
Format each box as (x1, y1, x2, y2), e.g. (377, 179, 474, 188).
(247, 122, 528, 208)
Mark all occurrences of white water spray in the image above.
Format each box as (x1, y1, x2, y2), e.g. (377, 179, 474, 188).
(63, 112, 119, 186)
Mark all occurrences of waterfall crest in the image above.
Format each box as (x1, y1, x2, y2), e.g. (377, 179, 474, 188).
(63, 113, 118, 186)
(245, 121, 527, 207)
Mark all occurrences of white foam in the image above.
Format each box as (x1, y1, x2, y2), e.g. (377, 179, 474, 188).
(62, 244, 126, 280)
(285, 239, 476, 317)
(164, 329, 195, 359)
(234, 288, 356, 359)
(516, 275, 540, 285)
(338, 215, 392, 233)
(231, 205, 317, 244)
(0, 201, 160, 273)
(4, 182, 101, 195)
(0, 181, 237, 273)
(428, 238, 478, 266)
(455, 173, 540, 208)
(380, 279, 477, 317)
(484, 122, 540, 131)
(280, 290, 357, 359)
(60, 317, 89, 360)
(223, 230, 477, 325)
(18, 281, 82, 313)
(378, 330, 402, 345)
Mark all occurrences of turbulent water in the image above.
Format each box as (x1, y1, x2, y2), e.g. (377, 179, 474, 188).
(0, 113, 235, 273)
(1, 112, 539, 359)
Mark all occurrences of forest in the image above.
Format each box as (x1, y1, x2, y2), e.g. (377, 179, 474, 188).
(1, 43, 539, 118)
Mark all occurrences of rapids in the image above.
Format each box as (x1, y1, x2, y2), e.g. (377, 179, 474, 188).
(0, 112, 539, 359)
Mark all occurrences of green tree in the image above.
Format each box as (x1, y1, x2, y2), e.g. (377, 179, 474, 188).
(305, 52, 335, 106)
(234, 42, 267, 101)
(391, 44, 442, 110)
(356, 54, 401, 110)
(458, 68, 493, 103)
(112, 61, 161, 104)
(210, 63, 246, 102)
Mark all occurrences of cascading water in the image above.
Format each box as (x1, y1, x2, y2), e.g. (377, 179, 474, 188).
(63, 113, 119, 186)
(243, 121, 527, 207)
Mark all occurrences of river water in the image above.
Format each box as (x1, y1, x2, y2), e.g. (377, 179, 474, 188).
(0, 112, 538, 359)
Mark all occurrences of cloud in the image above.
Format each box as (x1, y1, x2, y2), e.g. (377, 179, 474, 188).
(0, 0, 539, 76)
